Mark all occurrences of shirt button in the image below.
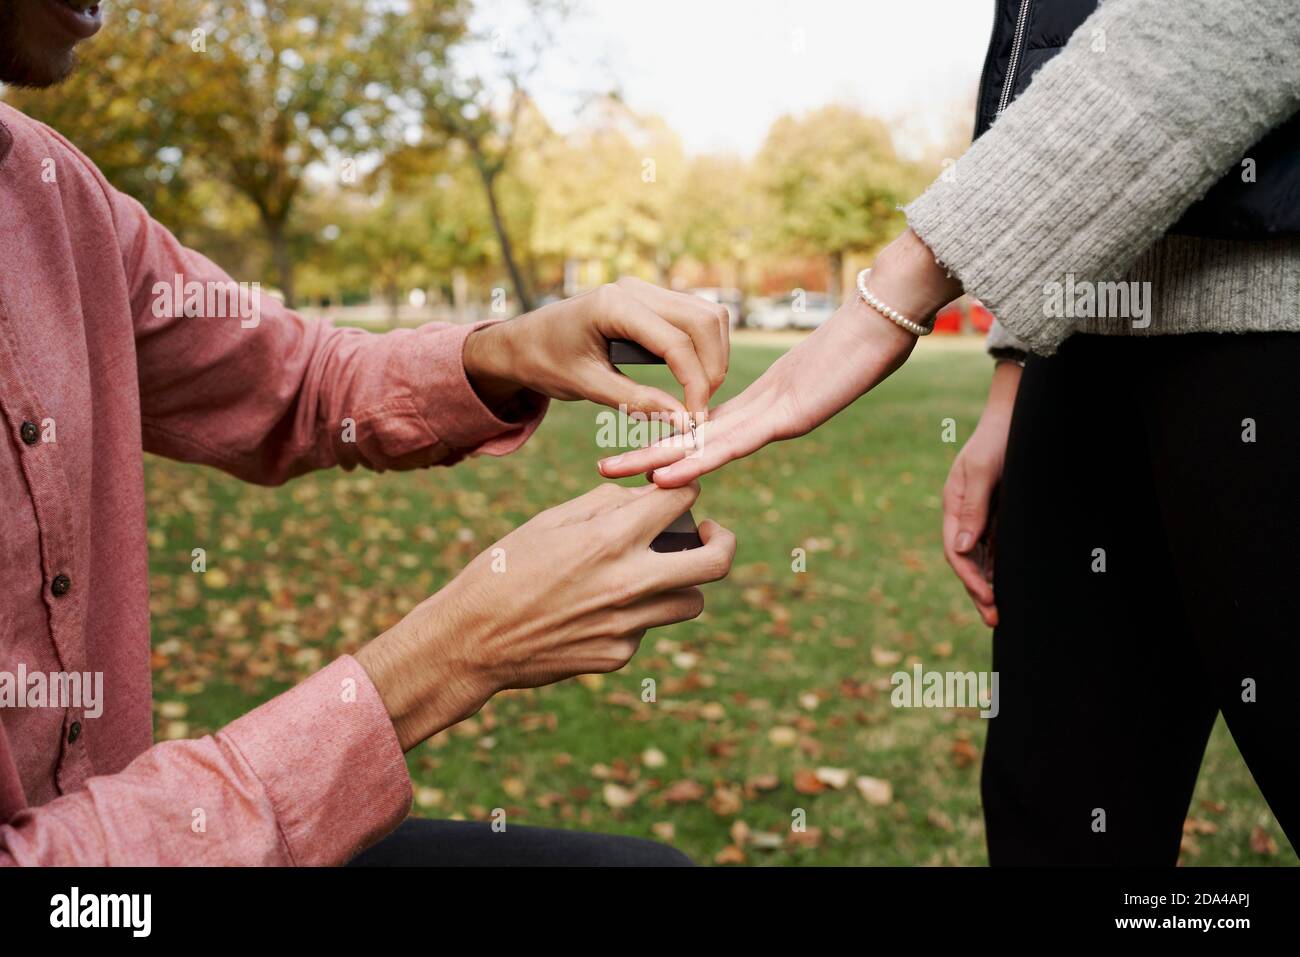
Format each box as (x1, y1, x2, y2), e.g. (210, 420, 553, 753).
(20, 421, 39, 445)
(51, 573, 71, 597)
(68, 721, 82, 744)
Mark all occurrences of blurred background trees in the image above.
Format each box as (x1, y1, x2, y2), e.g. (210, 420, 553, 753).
(4, 0, 949, 323)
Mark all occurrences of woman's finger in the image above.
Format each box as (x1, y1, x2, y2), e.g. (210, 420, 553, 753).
(648, 410, 774, 487)
(943, 460, 995, 606)
(598, 435, 693, 478)
(946, 543, 995, 607)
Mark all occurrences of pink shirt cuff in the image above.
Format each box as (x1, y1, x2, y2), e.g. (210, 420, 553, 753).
(411, 320, 548, 455)
(221, 655, 411, 866)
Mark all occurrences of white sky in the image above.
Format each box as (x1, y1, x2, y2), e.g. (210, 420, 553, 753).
(496, 0, 996, 157)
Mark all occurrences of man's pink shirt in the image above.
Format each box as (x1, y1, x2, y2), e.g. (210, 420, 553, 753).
(0, 103, 544, 865)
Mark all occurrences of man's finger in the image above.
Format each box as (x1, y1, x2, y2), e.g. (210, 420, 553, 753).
(581, 363, 688, 420)
(536, 481, 652, 529)
(615, 278, 730, 402)
(650, 518, 736, 589)
(604, 587, 706, 633)
(593, 287, 713, 416)
(609, 481, 702, 546)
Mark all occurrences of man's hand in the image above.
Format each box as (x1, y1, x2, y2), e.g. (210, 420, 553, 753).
(943, 359, 1021, 628)
(356, 481, 736, 751)
(463, 277, 730, 423)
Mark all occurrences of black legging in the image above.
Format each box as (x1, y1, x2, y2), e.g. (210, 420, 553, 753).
(348, 817, 693, 867)
(984, 332, 1300, 865)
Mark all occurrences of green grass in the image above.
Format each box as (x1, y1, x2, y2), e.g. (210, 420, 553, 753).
(143, 339, 1294, 866)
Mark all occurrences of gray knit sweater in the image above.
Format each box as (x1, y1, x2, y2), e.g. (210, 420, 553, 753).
(905, 0, 1300, 357)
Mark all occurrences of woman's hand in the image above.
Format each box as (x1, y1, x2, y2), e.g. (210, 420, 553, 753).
(464, 277, 730, 423)
(942, 360, 1021, 628)
(356, 481, 736, 751)
(598, 296, 917, 485)
(599, 229, 962, 487)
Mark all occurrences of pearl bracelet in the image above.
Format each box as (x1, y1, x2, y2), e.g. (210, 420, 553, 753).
(856, 268, 932, 337)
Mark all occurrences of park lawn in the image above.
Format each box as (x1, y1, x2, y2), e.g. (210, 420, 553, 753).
(144, 337, 1294, 866)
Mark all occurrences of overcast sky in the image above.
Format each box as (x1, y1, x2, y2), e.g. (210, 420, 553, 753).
(485, 0, 996, 157)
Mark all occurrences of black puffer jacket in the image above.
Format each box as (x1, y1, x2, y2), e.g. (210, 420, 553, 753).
(976, 0, 1300, 238)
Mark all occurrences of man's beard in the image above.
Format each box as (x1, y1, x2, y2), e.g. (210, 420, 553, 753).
(0, 1, 79, 88)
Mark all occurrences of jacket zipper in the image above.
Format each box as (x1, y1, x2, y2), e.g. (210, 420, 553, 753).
(996, 0, 1034, 115)
(972, 0, 1007, 138)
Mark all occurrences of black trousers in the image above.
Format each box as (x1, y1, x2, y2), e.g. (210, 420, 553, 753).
(348, 817, 693, 867)
(984, 332, 1300, 866)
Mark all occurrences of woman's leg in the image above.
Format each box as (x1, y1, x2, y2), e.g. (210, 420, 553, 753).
(1140, 331, 1300, 849)
(983, 335, 1219, 865)
(348, 817, 693, 867)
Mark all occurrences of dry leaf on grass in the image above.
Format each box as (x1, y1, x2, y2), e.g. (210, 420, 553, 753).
(602, 783, 638, 809)
(855, 776, 893, 806)
(814, 767, 852, 790)
(793, 768, 825, 795)
(662, 779, 707, 804)
(1250, 825, 1278, 856)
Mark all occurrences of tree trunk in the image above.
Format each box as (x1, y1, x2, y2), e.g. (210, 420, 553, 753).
(266, 219, 296, 308)
(828, 249, 844, 306)
(476, 164, 533, 314)
(385, 277, 402, 329)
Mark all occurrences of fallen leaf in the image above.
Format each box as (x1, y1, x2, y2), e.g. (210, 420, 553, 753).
(699, 701, 727, 722)
(709, 785, 744, 816)
(602, 783, 638, 809)
(768, 726, 798, 747)
(714, 844, 747, 865)
(793, 768, 825, 795)
(814, 767, 852, 790)
(855, 776, 893, 806)
(1250, 825, 1278, 856)
(927, 808, 955, 832)
(787, 827, 823, 849)
(415, 787, 444, 809)
(662, 779, 707, 804)
(951, 738, 979, 768)
(871, 646, 902, 667)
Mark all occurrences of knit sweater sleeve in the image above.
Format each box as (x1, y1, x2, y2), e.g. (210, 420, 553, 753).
(905, 0, 1300, 355)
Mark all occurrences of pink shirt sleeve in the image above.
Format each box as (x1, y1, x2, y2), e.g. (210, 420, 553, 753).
(106, 184, 546, 484)
(0, 657, 411, 865)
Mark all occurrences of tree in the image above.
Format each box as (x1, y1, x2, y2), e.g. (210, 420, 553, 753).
(300, 151, 501, 322)
(664, 153, 767, 291)
(392, 0, 575, 313)
(8, 0, 466, 307)
(753, 105, 917, 302)
(529, 101, 686, 287)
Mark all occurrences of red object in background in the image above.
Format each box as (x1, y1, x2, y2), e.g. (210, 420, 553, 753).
(927, 299, 996, 335)
(968, 300, 995, 333)
(932, 302, 963, 334)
